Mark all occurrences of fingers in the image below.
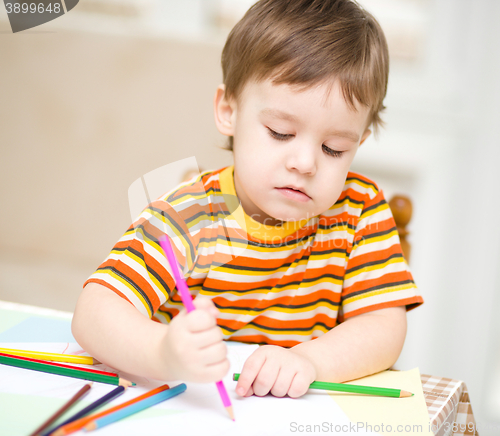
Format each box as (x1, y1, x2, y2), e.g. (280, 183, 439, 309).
(237, 358, 296, 398)
(192, 296, 220, 318)
(250, 363, 297, 398)
(184, 310, 218, 332)
(252, 362, 280, 397)
(270, 367, 296, 398)
(178, 350, 229, 383)
(192, 326, 224, 349)
(176, 297, 220, 333)
(163, 296, 229, 383)
(197, 341, 228, 366)
(287, 372, 312, 398)
(176, 304, 218, 334)
(235, 351, 267, 397)
(235, 346, 316, 399)
(201, 356, 230, 383)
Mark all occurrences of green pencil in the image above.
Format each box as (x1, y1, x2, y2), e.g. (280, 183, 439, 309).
(0, 354, 134, 387)
(232, 373, 413, 398)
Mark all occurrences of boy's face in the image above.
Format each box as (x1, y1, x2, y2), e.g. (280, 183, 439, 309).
(214, 78, 372, 226)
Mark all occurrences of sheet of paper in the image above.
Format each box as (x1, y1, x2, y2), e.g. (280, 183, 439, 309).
(330, 368, 433, 436)
(0, 303, 74, 342)
(0, 343, 373, 436)
(0, 342, 429, 436)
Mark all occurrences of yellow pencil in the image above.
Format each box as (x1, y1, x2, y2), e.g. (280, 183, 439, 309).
(0, 347, 100, 365)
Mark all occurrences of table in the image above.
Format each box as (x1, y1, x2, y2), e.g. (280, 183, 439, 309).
(0, 300, 478, 435)
(421, 374, 478, 436)
(420, 374, 479, 436)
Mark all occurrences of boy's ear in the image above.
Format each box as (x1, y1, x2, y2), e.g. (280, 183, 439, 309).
(359, 128, 372, 146)
(214, 84, 236, 136)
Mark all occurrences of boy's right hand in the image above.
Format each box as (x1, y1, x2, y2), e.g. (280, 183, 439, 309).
(160, 297, 229, 383)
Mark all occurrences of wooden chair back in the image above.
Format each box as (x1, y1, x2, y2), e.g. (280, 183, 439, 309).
(388, 195, 412, 262)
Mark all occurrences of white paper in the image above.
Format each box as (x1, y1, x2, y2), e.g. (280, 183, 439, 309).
(0, 343, 428, 435)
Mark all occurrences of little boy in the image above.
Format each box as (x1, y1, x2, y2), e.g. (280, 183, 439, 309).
(72, 0, 423, 399)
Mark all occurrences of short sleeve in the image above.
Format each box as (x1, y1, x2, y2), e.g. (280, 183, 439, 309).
(84, 199, 198, 319)
(339, 189, 423, 321)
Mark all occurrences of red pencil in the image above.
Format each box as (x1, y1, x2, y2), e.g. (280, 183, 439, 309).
(0, 352, 117, 377)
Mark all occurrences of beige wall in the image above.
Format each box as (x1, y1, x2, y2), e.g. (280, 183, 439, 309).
(0, 23, 233, 311)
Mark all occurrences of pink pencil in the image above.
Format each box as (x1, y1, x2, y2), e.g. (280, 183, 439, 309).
(159, 235, 235, 421)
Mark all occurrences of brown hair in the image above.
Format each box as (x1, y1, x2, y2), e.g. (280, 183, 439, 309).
(220, 0, 389, 150)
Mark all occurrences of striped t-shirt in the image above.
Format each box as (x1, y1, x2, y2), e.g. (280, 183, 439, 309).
(85, 165, 423, 347)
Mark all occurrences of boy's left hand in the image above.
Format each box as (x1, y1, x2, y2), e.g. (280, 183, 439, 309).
(235, 345, 317, 398)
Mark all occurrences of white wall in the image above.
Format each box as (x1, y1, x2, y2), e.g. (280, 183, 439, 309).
(354, 0, 500, 431)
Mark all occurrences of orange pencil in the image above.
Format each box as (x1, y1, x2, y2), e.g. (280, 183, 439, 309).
(51, 384, 171, 436)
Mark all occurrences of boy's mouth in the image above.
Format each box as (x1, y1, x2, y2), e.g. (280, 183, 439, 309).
(280, 185, 309, 196)
(276, 186, 311, 201)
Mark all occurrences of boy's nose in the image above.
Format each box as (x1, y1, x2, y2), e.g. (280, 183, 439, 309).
(285, 143, 317, 176)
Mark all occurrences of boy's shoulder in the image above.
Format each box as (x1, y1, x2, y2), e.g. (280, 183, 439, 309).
(161, 167, 226, 204)
(343, 171, 381, 201)
(320, 172, 385, 220)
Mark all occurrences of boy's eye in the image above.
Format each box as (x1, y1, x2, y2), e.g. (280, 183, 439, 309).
(267, 127, 344, 158)
(267, 127, 292, 141)
(322, 145, 344, 158)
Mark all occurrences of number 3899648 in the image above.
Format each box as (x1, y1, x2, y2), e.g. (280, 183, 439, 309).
(5, 3, 61, 14)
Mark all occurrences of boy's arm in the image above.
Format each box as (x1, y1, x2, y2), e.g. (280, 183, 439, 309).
(235, 306, 407, 397)
(292, 306, 407, 381)
(72, 282, 229, 382)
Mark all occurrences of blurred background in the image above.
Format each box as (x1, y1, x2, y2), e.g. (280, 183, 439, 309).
(1, 0, 499, 431)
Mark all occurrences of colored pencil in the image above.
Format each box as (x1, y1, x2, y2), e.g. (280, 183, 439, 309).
(0, 353, 116, 377)
(0, 347, 100, 365)
(42, 386, 126, 436)
(84, 383, 187, 432)
(233, 373, 413, 398)
(52, 384, 171, 436)
(159, 235, 235, 421)
(28, 383, 92, 436)
(0, 354, 134, 387)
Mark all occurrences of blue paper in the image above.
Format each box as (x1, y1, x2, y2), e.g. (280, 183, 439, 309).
(0, 317, 74, 342)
